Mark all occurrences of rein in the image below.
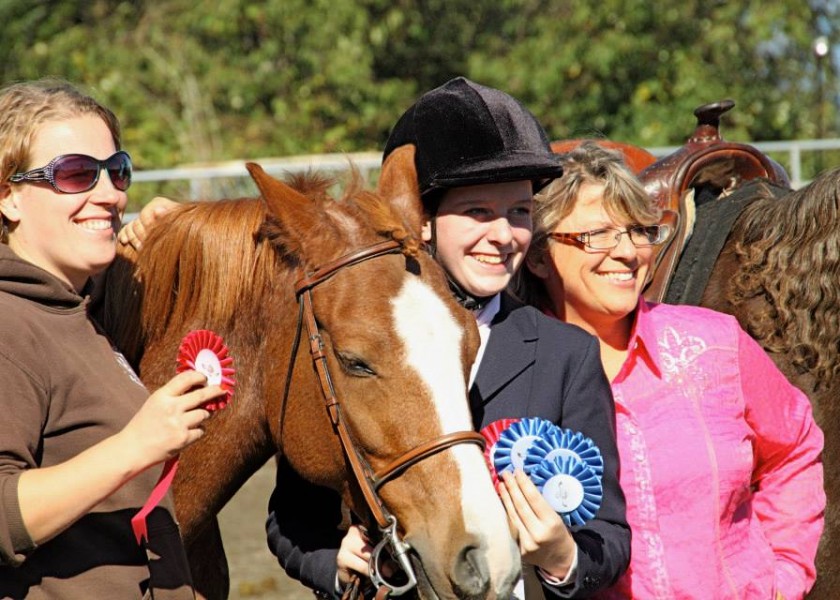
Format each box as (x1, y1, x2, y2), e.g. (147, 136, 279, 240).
(285, 239, 486, 598)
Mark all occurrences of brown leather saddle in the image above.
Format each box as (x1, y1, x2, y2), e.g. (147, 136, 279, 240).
(638, 100, 790, 303)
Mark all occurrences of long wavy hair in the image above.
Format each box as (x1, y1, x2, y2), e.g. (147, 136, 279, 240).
(729, 167, 840, 387)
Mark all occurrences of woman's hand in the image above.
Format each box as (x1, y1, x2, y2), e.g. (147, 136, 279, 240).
(118, 196, 179, 251)
(117, 370, 227, 471)
(17, 370, 226, 544)
(337, 525, 373, 588)
(499, 469, 577, 579)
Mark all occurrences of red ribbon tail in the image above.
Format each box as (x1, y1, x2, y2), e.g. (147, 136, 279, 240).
(131, 457, 179, 545)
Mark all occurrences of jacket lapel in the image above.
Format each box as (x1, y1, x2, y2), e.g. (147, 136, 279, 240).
(470, 293, 538, 405)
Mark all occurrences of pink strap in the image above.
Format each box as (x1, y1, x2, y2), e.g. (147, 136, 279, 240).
(131, 457, 179, 544)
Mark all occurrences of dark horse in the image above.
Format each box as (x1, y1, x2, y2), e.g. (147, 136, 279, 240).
(95, 146, 520, 599)
(596, 101, 839, 598)
(684, 172, 839, 599)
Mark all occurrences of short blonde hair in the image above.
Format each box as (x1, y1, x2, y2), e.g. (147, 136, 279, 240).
(514, 141, 660, 308)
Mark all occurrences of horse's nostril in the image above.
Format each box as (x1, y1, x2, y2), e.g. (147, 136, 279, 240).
(452, 545, 490, 600)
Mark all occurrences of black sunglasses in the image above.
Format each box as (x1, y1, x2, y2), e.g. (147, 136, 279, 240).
(9, 151, 132, 194)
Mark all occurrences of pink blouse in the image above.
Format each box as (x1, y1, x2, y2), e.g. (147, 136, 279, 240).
(596, 300, 824, 599)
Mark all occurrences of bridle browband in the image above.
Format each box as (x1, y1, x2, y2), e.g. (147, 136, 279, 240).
(286, 238, 486, 597)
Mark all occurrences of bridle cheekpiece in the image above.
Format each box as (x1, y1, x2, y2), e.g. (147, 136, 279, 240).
(286, 238, 486, 598)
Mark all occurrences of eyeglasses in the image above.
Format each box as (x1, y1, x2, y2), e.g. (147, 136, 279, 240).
(9, 151, 132, 194)
(549, 224, 671, 250)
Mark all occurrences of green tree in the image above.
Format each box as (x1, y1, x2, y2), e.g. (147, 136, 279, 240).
(1, 0, 836, 179)
(467, 0, 832, 146)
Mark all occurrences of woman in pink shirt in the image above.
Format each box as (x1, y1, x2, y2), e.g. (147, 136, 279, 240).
(515, 141, 824, 599)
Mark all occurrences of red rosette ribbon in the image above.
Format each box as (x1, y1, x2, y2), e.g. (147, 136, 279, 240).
(131, 330, 236, 545)
(175, 329, 236, 411)
(479, 418, 520, 487)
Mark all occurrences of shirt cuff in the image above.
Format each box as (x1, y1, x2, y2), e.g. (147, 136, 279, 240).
(536, 544, 579, 587)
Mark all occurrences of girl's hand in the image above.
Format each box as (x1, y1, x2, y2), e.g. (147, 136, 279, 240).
(499, 469, 576, 579)
(337, 525, 373, 588)
(118, 196, 178, 251)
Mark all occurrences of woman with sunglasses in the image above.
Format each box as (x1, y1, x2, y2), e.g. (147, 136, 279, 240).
(0, 80, 225, 598)
(516, 141, 824, 599)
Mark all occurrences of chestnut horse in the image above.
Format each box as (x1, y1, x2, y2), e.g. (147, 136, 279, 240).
(550, 139, 657, 174)
(95, 147, 519, 599)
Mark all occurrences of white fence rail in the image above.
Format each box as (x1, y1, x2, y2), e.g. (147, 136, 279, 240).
(130, 139, 840, 206)
(132, 152, 383, 201)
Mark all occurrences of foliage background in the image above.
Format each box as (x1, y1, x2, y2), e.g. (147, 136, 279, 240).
(1, 0, 838, 205)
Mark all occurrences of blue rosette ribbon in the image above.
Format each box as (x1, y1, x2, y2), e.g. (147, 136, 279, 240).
(524, 427, 604, 478)
(530, 455, 603, 526)
(492, 417, 558, 477)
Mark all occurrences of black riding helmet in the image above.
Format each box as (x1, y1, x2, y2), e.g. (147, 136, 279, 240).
(382, 76, 564, 217)
(382, 77, 564, 309)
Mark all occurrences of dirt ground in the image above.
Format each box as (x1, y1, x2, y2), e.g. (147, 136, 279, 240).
(217, 461, 312, 600)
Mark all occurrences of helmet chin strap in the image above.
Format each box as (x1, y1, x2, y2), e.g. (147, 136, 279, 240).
(446, 274, 494, 311)
(426, 217, 494, 311)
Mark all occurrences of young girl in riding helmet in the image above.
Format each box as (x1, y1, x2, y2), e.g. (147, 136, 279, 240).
(266, 77, 631, 599)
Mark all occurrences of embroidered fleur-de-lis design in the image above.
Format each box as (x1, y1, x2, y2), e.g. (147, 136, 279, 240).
(658, 326, 707, 373)
(658, 326, 708, 396)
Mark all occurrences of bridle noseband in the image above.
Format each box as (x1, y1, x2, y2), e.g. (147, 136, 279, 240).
(287, 239, 486, 597)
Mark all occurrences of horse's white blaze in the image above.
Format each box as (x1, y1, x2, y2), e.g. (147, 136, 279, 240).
(392, 278, 517, 592)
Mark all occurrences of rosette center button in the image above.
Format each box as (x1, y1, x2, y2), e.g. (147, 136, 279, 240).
(542, 474, 585, 513)
(195, 349, 223, 385)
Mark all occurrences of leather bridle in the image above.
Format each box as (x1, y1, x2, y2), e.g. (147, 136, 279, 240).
(286, 238, 486, 597)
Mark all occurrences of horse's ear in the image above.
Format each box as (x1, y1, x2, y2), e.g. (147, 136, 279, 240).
(246, 162, 323, 251)
(376, 145, 425, 236)
(247, 163, 315, 222)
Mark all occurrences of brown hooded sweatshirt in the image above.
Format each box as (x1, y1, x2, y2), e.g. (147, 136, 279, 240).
(0, 244, 193, 599)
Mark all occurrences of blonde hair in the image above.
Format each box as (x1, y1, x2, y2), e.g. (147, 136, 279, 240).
(0, 79, 121, 185)
(0, 79, 121, 242)
(514, 141, 660, 308)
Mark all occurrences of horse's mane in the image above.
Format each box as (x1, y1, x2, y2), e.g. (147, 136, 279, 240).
(123, 198, 280, 348)
(102, 170, 422, 363)
(729, 168, 840, 386)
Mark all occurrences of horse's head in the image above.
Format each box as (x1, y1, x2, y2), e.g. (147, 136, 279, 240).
(250, 148, 520, 599)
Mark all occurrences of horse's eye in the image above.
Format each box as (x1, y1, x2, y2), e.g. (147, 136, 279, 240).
(337, 352, 376, 377)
